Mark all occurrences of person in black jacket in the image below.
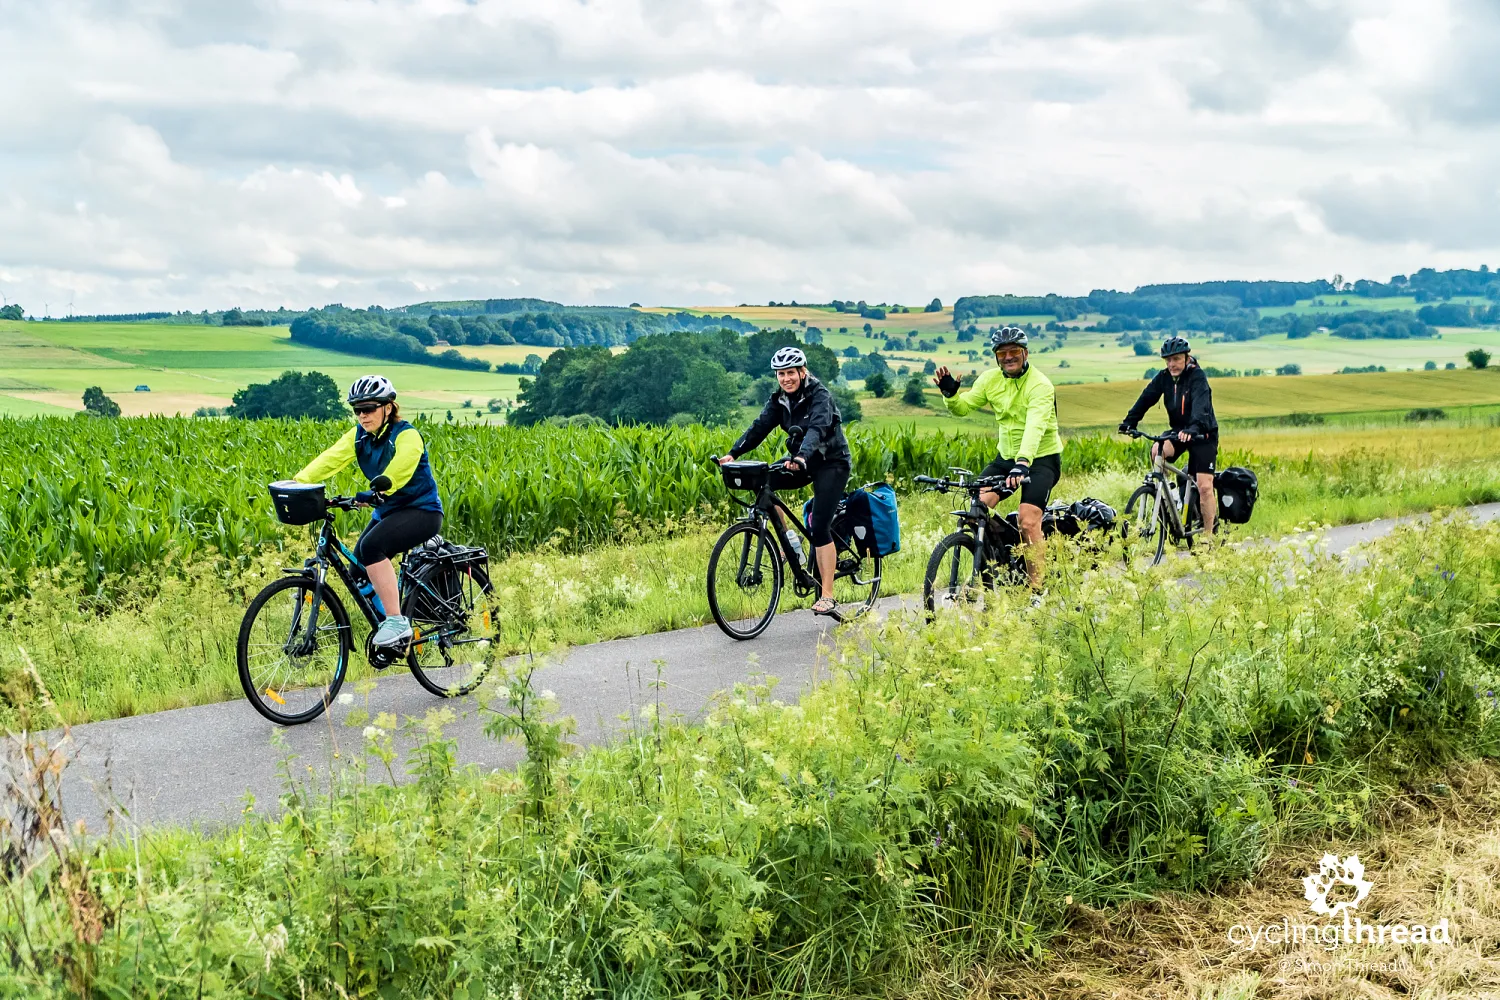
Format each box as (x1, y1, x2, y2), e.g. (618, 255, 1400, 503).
(1118, 335, 1221, 536)
(720, 345, 851, 616)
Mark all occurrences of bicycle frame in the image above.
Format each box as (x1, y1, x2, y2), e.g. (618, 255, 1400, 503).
(1146, 451, 1204, 541)
(723, 472, 878, 594)
(921, 468, 1016, 583)
(284, 508, 460, 660)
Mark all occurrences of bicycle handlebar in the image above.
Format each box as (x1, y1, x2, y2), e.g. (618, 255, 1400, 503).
(1124, 428, 1209, 444)
(913, 473, 1029, 494)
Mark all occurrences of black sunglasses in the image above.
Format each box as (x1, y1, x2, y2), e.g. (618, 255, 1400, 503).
(352, 404, 382, 415)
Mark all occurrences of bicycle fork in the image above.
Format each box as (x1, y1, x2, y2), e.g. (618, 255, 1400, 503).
(287, 560, 327, 658)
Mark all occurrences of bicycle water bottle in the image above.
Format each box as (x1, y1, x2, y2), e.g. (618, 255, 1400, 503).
(785, 529, 805, 565)
(354, 569, 385, 616)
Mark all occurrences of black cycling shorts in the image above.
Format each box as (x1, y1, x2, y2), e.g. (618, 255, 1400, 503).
(770, 459, 850, 548)
(980, 452, 1061, 509)
(1162, 437, 1218, 477)
(354, 506, 444, 567)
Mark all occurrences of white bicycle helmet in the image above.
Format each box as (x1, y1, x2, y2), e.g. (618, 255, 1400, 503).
(769, 346, 807, 370)
(347, 374, 397, 406)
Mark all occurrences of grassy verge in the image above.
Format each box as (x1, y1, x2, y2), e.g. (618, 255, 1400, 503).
(6, 516, 1499, 996)
(961, 761, 1500, 998)
(6, 424, 1500, 726)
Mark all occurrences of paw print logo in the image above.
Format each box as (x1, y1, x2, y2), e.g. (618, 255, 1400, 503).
(1302, 853, 1373, 916)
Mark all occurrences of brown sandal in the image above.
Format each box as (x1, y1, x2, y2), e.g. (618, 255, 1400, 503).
(812, 597, 840, 617)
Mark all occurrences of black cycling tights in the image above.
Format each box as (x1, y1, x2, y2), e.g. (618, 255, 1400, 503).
(354, 507, 444, 567)
(769, 460, 850, 547)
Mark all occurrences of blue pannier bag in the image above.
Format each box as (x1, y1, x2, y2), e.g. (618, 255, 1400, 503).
(802, 483, 901, 557)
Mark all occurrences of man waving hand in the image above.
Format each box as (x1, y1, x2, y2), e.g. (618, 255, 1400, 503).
(932, 326, 1062, 597)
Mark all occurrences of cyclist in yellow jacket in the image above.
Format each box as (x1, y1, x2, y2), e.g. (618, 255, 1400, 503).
(932, 326, 1062, 594)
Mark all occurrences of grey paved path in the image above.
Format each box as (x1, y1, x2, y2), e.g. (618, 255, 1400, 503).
(32, 503, 1500, 834)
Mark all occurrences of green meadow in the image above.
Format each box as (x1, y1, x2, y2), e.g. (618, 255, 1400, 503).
(0, 320, 525, 420)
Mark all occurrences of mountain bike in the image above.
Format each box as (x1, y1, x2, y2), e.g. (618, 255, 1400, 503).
(707, 458, 883, 639)
(238, 479, 496, 725)
(917, 469, 1030, 614)
(1120, 428, 1210, 566)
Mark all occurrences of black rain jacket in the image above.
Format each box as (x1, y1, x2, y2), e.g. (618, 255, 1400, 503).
(731, 375, 851, 466)
(1122, 360, 1219, 438)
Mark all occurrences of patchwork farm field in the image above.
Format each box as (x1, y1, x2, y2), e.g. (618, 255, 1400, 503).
(0, 321, 526, 420)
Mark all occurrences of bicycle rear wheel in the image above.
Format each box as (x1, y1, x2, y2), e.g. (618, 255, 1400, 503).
(707, 521, 784, 639)
(237, 576, 351, 725)
(923, 532, 983, 615)
(404, 562, 496, 698)
(822, 541, 883, 620)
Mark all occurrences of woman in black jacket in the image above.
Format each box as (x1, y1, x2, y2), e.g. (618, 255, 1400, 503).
(1118, 335, 1220, 535)
(719, 346, 850, 616)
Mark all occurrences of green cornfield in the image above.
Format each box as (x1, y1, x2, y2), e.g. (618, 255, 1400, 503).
(0, 416, 1148, 594)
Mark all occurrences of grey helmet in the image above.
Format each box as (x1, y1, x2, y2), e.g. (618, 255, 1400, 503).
(769, 346, 807, 370)
(1159, 335, 1191, 358)
(990, 325, 1028, 350)
(347, 374, 397, 406)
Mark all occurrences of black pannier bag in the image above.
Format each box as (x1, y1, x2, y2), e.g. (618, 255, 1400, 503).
(1215, 466, 1259, 524)
(268, 480, 326, 525)
(403, 535, 489, 619)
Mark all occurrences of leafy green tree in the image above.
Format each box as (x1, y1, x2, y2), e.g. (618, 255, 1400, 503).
(227, 371, 344, 420)
(668, 357, 741, 425)
(902, 375, 927, 407)
(865, 371, 892, 398)
(82, 386, 121, 417)
(0, 304, 24, 321)
(831, 384, 862, 422)
(1133, 341, 1152, 356)
(1276, 363, 1302, 376)
(925, 298, 942, 313)
(1424, 360, 1437, 370)
(1467, 348, 1491, 369)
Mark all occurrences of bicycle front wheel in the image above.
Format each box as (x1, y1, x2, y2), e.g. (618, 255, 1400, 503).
(1122, 485, 1168, 567)
(237, 576, 351, 725)
(707, 521, 784, 639)
(923, 532, 983, 616)
(404, 562, 496, 698)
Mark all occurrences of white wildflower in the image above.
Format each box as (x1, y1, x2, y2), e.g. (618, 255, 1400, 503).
(336, 692, 354, 706)
(363, 726, 380, 740)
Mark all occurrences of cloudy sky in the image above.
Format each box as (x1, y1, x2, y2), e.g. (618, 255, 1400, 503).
(1, 0, 1496, 313)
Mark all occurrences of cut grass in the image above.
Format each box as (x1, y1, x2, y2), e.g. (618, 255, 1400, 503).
(955, 761, 1500, 999)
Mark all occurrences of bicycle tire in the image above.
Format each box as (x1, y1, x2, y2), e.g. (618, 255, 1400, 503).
(821, 542, 883, 620)
(707, 521, 783, 640)
(237, 575, 351, 726)
(403, 562, 495, 698)
(923, 532, 983, 615)
(1122, 485, 1169, 567)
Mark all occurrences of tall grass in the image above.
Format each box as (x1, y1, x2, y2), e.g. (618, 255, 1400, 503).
(8, 424, 1500, 726)
(4, 518, 1498, 997)
(0, 416, 1142, 595)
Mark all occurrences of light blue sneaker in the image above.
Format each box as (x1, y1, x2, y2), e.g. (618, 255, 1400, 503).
(372, 614, 413, 649)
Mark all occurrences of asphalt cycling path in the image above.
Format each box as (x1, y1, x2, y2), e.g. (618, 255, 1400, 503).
(38, 503, 1500, 834)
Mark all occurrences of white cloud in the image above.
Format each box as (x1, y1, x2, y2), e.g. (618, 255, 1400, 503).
(0, 0, 1497, 313)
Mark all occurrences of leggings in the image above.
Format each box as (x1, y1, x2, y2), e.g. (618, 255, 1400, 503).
(769, 459, 850, 547)
(354, 507, 444, 566)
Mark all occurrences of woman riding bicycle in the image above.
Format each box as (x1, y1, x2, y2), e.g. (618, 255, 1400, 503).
(293, 375, 443, 651)
(720, 346, 850, 617)
(1118, 335, 1220, 536)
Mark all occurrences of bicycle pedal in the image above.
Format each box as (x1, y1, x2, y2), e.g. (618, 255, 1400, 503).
(836, 558, 859, 574)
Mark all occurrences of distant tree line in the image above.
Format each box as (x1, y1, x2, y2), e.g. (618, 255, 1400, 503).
(954, 268, 1500, 341)
(291, 309, 492, 371)
(509, 329, 855, 427)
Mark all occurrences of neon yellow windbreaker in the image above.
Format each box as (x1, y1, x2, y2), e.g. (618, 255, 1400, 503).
(942, 365, 1062, 462)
